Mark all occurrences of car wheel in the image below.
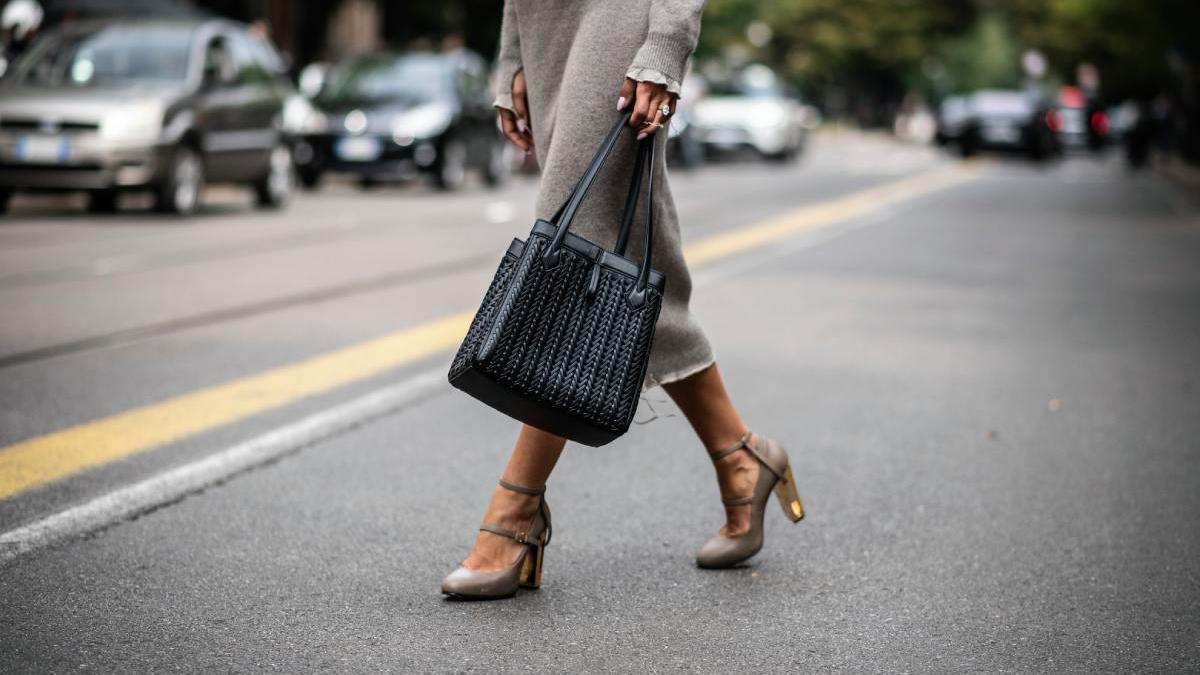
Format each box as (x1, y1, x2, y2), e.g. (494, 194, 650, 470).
(87, 189, 120, 214)
(434, 138, 467, 191)
(482, 139, 511, 188)
(255, 142, 293, 209)
(298, 166, 323, 190)
(0, 188, 12, 215)
(155, 145, 204, 215)
(958, 129, 979, 158)
(766, 147, 797, 162)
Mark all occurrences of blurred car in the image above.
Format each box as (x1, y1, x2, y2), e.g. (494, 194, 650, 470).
(934, 95, 969, 147)
(1050, 85, 1108, 151)
(292, 51, 508, 191)
(0, 18, 296, 216)
(665, 104, 703, 168)
(940, 90, 1058, 160)
(691, 65, 806, 161)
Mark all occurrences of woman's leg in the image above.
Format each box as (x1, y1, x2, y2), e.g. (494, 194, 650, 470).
(460, 424, 566, 571)
(662, 363, 759, 536)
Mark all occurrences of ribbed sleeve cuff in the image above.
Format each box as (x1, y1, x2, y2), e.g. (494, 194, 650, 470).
(625, 66, 683, 96)
(629, 30, 694, 92)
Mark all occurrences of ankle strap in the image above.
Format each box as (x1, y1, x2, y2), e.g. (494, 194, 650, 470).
(709, 432, 783, 481)
(479, 522, 546, 545)
(708, 432, 752, 462)
(498, 479, 546, 496)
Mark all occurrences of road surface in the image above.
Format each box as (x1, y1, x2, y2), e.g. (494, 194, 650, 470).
(1, 134, 1197, 672)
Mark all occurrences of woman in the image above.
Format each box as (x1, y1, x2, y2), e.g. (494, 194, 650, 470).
(441, 0, 805, 599)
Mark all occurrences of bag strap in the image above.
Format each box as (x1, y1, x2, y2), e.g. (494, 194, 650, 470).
(543, 110, 632, 267)
(543, 109, 658, 307)
(627, 139, 656, 307)
(560, 126, 648, 257)
(614, 139, 649, 256)
(548, 110, 631, 226)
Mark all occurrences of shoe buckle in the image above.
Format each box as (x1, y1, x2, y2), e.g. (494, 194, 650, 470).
(513, 531, 528, 544)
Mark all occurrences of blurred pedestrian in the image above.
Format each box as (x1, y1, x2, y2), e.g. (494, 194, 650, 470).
(441, 0, 807, 600)
(0, 0, 42, 78)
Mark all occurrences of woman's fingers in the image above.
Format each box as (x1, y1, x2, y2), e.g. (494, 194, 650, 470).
(497, 108, 530, 152)
(511, 69, 532, 137)
(637, 91, 676, 140)
(617, 77, 636, 111)
(629, 83, 655, 129)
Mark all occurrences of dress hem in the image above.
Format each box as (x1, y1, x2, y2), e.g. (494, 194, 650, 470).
(643, 356, 715, 391)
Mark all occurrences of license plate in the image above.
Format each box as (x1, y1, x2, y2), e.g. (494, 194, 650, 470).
(16, 134, 69, 163)
(336, 136, 382, 162)
(982, 124, 1018, 143)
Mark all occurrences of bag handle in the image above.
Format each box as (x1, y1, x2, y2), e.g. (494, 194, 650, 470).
(543, 110, 633, 267)
(614, 138, 649, 257)
(583, 139, 653, 302)
(628, 139, 656, 307)
(543, 110, 657, 307)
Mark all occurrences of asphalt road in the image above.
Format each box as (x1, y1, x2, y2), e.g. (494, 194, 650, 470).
(1, 134, 1197, 673)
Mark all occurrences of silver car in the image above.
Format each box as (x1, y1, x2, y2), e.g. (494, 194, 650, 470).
(691, 65, 807, 161)
(0, 18, 295, 216)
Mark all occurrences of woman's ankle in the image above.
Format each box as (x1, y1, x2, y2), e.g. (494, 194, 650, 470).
(483, 484, 541, 525)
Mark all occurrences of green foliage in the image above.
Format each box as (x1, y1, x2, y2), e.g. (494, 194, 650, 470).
(933, 13, 1022, 92)
(697, 0, 1194, 106)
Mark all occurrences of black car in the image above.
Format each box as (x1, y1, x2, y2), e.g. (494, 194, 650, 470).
(293, 51, 509, 191)
(940, 90, 1059, 160)
(0, 18, 295, 215)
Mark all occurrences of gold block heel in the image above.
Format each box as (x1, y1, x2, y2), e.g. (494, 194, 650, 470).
(773, 464, 805, 523)
(518, 544, 544, 589)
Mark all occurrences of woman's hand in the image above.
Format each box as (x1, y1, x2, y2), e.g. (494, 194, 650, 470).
(497, 69, 533, 152)
(618, 77, 677, 140)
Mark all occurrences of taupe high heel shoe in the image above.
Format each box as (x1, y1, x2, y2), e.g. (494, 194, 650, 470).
(696, 432, 804, 569)
(441, 479, 552, 599)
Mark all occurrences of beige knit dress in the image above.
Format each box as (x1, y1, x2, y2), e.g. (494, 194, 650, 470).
(493, 0, 713, 388)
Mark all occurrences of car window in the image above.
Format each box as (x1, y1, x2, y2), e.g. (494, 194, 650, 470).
(318, 54, 451, 105)
(227, 32, 274, 86)
(972, 92, 1031, 115)
(249, 36, 286, 77)
(14, 24, 194, 87)
(452, 55, 487, 101)
(204, 37, 237, 84)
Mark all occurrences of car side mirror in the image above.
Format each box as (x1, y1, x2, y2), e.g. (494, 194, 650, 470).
(202, 57, 237, 90)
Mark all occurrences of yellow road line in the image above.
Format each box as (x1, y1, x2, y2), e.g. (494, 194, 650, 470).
(0, 312, 472, 499)
(685, 162, 977, 266)
(0, 162, 978, 500)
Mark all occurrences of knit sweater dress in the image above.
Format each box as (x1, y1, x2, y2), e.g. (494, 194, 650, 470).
(493, 0, 714, 388)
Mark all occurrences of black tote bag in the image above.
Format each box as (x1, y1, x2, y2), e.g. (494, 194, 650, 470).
(448, 111, 664, 446)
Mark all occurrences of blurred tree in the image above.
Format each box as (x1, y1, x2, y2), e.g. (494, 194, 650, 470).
(696, 0, 976, 125)
(933, 12, 1022, 92)
(694, 0, 1197, 143)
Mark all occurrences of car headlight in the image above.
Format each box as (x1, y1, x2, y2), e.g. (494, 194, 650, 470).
(298, 109, 329, 134)
(101, 102, 164, 143)
(391, 104, 452, 141)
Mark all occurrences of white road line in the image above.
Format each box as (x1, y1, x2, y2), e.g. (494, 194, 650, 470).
(0, 368, 448, 564)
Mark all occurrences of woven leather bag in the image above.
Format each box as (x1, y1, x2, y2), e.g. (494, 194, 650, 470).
(449, 111, 664, 446)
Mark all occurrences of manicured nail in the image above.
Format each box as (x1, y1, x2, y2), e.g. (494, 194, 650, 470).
(517, 118, 527, 133)
(636, 132, 648, 140)
(617, 96, 627, 111)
